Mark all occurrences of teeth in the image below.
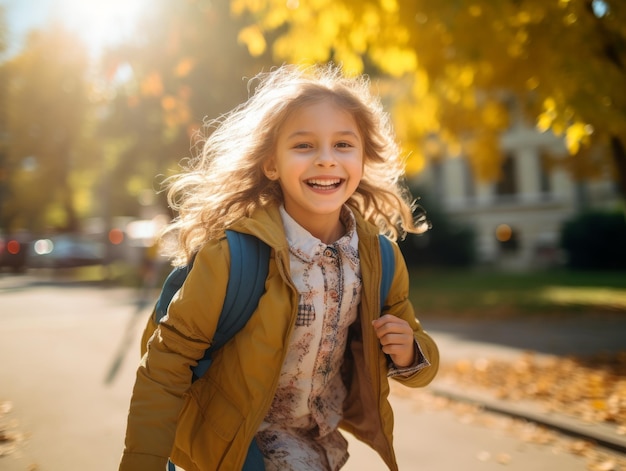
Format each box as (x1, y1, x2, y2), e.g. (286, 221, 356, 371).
(307, 178, 341, 187)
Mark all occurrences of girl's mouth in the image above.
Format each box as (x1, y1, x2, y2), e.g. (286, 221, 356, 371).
(305, 178, 343, 189)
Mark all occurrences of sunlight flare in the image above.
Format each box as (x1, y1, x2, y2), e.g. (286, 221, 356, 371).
(53, 0, 148, 55)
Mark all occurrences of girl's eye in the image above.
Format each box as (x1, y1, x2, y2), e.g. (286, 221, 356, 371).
(335, 142, 353, 148)
(293, 143, 313, 149)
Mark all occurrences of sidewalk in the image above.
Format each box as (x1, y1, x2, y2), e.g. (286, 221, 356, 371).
(0, 276, 625, 470)
(425, 316, 626, 454)
(431, 378, 626, 454)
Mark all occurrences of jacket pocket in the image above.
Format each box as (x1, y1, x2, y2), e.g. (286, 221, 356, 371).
(174, 376, 245, 465)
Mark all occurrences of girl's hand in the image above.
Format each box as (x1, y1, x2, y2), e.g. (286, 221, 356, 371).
(372, 314, 416, 368)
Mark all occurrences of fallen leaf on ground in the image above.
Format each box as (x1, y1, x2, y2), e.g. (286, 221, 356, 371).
(391, 350, 626, 471)
(439, 351, 626, 427)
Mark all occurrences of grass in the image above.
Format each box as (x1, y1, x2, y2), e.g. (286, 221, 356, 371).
(408, 268, 626, 318)
(32, 262, 626, 317)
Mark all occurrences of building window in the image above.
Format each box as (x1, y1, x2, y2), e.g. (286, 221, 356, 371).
(431, 158, 444, 202)
(539, 152, 552, 198)
(463, 159, 476, 199)
(495, 153, 517, 200)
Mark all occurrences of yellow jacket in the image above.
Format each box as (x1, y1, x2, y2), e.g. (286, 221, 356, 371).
(120, 205, 439, 471)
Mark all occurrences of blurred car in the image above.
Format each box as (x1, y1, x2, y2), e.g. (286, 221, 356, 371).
(28, 234, 105, 269)
(0, 232, 31, 273)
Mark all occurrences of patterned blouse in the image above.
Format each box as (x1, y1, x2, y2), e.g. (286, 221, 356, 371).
(255, 205, 362, 471)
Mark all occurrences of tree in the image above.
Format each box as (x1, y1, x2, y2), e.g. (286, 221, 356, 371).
(97, 0, 275, 218)
(0, 0, 275, 234)
(232, 0, 626, 197)
(3, 25, 94, 233)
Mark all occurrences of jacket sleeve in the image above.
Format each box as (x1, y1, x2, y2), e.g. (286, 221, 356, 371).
(384, 242, 439, 387)
(119, 238, 230, 471)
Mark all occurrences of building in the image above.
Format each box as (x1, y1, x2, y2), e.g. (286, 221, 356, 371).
(412, 122, 620, 271)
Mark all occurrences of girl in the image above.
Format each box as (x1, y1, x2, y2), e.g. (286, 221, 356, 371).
(120, 63, 439, 471)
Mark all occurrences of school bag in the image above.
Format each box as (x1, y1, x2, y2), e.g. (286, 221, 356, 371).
(153, 230, 395, 471)
(152, 230, 396, 380)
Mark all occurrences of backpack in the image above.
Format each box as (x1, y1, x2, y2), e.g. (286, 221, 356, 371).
(156, 230, 395, 471)
(152, 230, 396, 381)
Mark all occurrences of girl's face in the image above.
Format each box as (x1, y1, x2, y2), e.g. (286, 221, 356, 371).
(265, 99, 364, 241)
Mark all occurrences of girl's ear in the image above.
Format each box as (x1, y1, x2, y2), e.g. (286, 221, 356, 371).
(263, 159, 278, 180)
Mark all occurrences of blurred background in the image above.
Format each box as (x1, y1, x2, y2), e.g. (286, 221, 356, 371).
(0, 0, 624, 282)
(0, 1, 625, 470)
(0, 0, 624, 286)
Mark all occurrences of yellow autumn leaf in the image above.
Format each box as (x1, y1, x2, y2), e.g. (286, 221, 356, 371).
(543, 96, 557, 112)
(237, 25, 267, 57)
(536, 111, 553, 132)
(333, 47, 364, 75)
(458, 66, 475, 87)
(348, 29, 369, 54)
(526, 76, 540, 90)
(469, 5, 482, 17)
(380, 0, 398, 13)
(308, 0, 332, 9)
(411, 69, 430, 98)
(361, 7, 381, 31)
(445, 87, 461, 104)
(371, 46, 418, 77)
(404, 152, 426, 176)
(552, 121, 564, 137)
(565, 122, 590, 155)
(263, 6, 289, 29)
(317, 10, 344, 40)
(482, 101, 506, 128)
(274, 32, 329, 63)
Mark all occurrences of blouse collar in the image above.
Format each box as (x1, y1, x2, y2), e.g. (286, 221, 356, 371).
(279, 205, 358, 263)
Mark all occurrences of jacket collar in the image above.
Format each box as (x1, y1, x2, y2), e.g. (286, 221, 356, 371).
(228, 204, 381, 251)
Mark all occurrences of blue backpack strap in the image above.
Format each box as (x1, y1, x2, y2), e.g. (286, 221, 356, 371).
(192, 230, 270, 380)
(242, 438, 266, 471)
(378, 234, 395, 312)
(164, 231, 269, 469)
(170, 438, 265, 471)
(154, 264, 192, 323)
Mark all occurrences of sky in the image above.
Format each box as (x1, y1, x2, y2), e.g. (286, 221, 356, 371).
(1, 0, 51, 53)
(1, 0, 147, 57)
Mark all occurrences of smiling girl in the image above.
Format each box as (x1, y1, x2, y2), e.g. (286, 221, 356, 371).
(120, 63, 439, 471)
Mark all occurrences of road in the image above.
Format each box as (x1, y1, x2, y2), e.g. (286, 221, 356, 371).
(0, 272, 622, 470)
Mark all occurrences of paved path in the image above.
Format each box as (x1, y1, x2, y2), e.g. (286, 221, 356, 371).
(0, 273, 624, 470)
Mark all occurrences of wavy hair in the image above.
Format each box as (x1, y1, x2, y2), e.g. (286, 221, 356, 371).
(161, 63, 428, 265)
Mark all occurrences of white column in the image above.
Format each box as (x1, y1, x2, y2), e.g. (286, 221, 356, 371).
(515, 147, 542, 203)
(443, 157, 467, 209)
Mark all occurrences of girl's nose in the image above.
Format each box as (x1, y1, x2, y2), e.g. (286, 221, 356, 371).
(315, 146, 337, 167)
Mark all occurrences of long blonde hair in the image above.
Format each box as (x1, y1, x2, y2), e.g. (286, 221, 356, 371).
(161, 63, 428, 265)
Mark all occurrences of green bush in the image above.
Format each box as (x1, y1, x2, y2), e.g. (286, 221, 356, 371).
(560, 210, 626, 270)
